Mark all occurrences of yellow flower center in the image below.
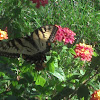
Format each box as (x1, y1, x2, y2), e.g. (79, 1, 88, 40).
(97, 91, 100, 97)
(81, 48, 85, 52)
(81, 48, 89, 55)
(84, 50, 89, 55)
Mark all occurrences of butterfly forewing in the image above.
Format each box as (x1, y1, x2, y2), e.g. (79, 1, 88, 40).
(32, 25, 55, 52)
(0, 25, 58, 63)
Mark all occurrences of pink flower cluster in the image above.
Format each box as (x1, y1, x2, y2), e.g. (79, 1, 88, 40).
(90, 90, 100, 100)
(30, 0, 48, 8)
(54, 25, 76, 44)
(74, 43, 93, 61)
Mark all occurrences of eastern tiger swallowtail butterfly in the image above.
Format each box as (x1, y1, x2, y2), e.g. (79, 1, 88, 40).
(0, 25, 58, 70)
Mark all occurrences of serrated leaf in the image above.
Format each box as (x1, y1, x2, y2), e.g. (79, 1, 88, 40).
(69, 48, 76, 55)
(12, 81, 18, 87)
(0, 88, 6, 94)
(57, 55, 60, 60)
(62, 46, 68, 50)
(52, 51, 58, 55)
(47, 57, 55, 73)
(16, 84, 22, 90)
(0, 72, 5, 76)
(54, 58, 58, 68)
(81, 97, 84, 100)
(32, 72, 38, 81)
(51, 67, 66, 82)
(46, 56, 51, 61)
(80, 70, 85, 75)
(12, 81, 22, 90)
(35, 76, 46, 87)
(93, 52, 98, 57)
(79, 74, 90, 83)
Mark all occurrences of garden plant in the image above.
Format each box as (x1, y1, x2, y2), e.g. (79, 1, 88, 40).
(0, 0, 100, 100)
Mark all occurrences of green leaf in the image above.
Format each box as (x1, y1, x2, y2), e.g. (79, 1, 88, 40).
(32, 72, 37, 81)
(80, 69, 85, 75)
(47, 57, 55, 73)
(51, 67, 66, 82)
(0, 88, 6, 94)
(52, 51, 58, 55)
(35, 76, 46, 87)
(54, 58, 59, 68)
(93, 51, 98, 57)
(79, 73, 90, 84)
(57, 55, 60, 60)
(12, 81, 22, 90)
(62, 46, 68, 50)
(0, 72, 5, 76)
(69, 48, 76, 55)
(81, 97, 85, 100)
(12, 81, 18, 87)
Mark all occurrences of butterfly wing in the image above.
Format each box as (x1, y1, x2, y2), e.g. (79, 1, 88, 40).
(0, 25, 58, 64)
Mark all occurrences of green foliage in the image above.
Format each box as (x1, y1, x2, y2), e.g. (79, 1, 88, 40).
(47, 57, 55, 73)
(0, 0, 100, 100)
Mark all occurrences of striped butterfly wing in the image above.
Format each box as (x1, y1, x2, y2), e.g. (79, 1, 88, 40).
(0, 25, 58, 64)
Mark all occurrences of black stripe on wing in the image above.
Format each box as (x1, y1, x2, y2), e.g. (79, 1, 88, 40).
(15, 38, 32, 51)
(49, 26, 58, 42)
(38, 27, 44, 33)
(10, 40, 19, 50)
(7, 42, 12, 48)
(34, 29, 40, 38)
(0, 51, 20, 58)
(24, 36, 39, 51)
(38, 28, 45, 38)
(33, 28, 42, 45)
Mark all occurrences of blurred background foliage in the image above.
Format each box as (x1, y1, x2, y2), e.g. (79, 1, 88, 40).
(0, 0, 100, 100)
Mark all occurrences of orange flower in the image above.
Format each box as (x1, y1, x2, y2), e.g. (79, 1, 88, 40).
(74, 43, 93, 61)
(90, 90, 100, 100)
(0, 29, 8, 40)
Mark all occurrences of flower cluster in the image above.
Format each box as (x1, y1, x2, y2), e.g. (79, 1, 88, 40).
(0, 29, 8, 40)
(90, 90, 100, 100)
(30, 0, 48, 8)
(74, 43, 93, 61)
(54, 25, 76, 44)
